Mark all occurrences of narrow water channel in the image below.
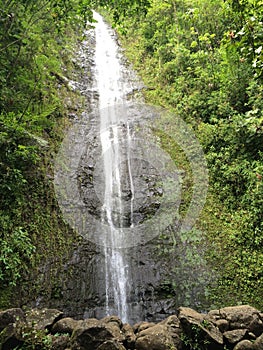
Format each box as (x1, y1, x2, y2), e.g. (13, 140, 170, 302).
(93, 11, 134, 323)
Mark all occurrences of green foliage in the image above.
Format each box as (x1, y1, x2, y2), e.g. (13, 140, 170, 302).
(0, 0, 262, 312)
(0, 0, 92, 303)
(110, 0, 263, 309)
(14, 327, 70, 350)
(0, 0, 94, 114)
(0, 225, 35, 287)
(226, 0, 263, 79)
(0, 114, 40, 209)
(18, 326, 53, 350)
(97, 0, 150, 26)
(181, 324, 210, 350)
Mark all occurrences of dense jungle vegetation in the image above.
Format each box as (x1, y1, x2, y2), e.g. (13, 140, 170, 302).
(0, 0, 95, 305)
(104, 0, 263, 308)
(0, 0, 262, 312)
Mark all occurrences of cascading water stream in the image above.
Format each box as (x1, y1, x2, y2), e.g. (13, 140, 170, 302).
(53, 10, 210, 325)
(93, 12, 134, 322)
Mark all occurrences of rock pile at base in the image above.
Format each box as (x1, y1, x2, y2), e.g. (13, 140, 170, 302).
(0, 305, 262, 349)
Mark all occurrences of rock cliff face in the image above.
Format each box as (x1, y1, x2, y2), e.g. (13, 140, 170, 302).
(22, 235, 183, 322)
(16, 20, 213, 323)
(1, 305, 262, 350)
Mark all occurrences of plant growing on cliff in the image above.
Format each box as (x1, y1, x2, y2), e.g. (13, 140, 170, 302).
(106, 0, 263, 311)
(0, 0, 94, 304)
(0, 227, 35, 287)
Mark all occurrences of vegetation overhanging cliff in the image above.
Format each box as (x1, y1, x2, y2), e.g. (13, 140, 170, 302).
(0, 0, 262, 314)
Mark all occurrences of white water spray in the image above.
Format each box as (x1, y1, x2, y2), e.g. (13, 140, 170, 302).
(93, 12, 134, 322)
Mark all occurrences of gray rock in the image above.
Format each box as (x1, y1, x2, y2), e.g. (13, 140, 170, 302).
(0, 308, 24, 331)
(160, 315, 181, 329)
(218, 305, 261, 332)
(208, 309, 221, 319)
(253, 333, 263, 350)
(160, 315, 183, 349)
(215, 319, 229, 333)
(133, 321, 156, 334)
(51, 335, 70, 350)
(223, 329, 248, 344)
(248, 315, 263, 337)
(71, 318, 123, 350)
(178, 307, 224, 348)
(52, 317, 82, 335)
(135, 323, 177, 350)
(209, 305, 263, 338)
(178, 307, 205, 325)
(233, 340, 254, 350)
(101, 316, 122, 326)
(25, 308, 63, 330)
(100, 316, 125, 342)
(97, 340, 126, 350)
(247, 332, 256, 340)
(0, 323, 23, 350)
(122, 323, 136, 348)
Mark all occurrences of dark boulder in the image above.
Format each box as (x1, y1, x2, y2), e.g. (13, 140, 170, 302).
(178, 307, 223, 350)
(0, 308, 24, 332)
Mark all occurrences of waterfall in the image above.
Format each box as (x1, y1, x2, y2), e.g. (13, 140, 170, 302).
(53, 10, 210, 325)
(93, 12, 133, 322)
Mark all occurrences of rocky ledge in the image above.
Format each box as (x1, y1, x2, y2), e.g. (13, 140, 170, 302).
(0, 305, 263, 349)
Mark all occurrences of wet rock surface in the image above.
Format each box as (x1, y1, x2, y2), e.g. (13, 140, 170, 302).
(18, 14, 213, 325)
(1, 305, 263, 350)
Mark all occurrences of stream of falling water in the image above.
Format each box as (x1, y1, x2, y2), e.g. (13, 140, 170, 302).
(52, 10, 211, 324)
(93, 12, 134, 323)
